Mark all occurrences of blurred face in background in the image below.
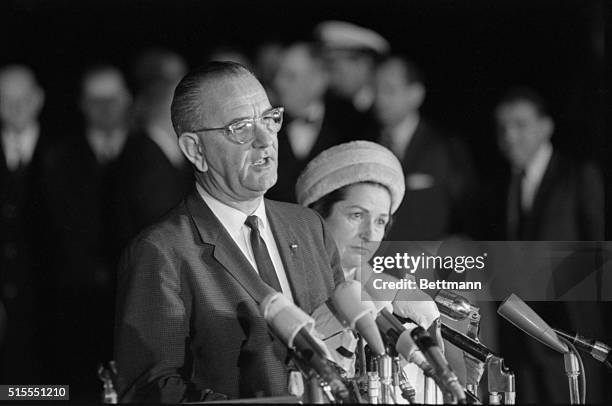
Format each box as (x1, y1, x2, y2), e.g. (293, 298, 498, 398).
(325, 50, 373, 100)
(135, 51, 187, 126)
(374, 58, 424, 128)
(273, 44, 328, 117)
(81, 68, 132, 132)
(0, 67, 44, 132)
(495, 100, 553, 170)
(324, 182, 391, 270)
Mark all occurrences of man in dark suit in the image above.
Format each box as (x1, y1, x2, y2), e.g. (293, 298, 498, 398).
(112, 49, 192, 259)
(371, 55, 477, 241)
(0, 65, 47, 383)
(266, 42, 370, 203)
(114, 62, 344, 402)
(493, 87, 607, 404)
(40, 65, 132, 399)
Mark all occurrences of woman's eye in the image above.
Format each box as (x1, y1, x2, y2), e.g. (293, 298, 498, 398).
(376, 218, 388, 227)
(348, 212, 363, 220)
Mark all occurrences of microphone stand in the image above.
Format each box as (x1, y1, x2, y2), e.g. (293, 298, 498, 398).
(289, 350, 336, 403)
(558, 337, 583, 405)
(486, 356, 515, 405)
(378, 354, 396, 404)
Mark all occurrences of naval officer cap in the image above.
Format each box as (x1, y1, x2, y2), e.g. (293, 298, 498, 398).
(315, 20, 390, 56)
(296, 141, 405, 214)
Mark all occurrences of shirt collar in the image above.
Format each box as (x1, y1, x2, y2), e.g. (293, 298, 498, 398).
(1, 123, 40, 158)
(524, 142, 553, 184)
(384, 114, 420, 158)
(196, 182, 268, 235)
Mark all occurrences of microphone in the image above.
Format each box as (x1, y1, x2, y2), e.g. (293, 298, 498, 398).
(440, 323, 496, 363)
(434, 290, 479, 321)
(376, 307, 435, 377)
(554, 329, 611, 368)
(260, 292, 349, 401)
(330, 280, 386, 356)
(410, 326, 466, 403)
(497, 293, 568, 354)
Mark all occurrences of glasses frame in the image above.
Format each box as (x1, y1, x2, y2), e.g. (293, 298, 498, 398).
(190, 106, 284, 145)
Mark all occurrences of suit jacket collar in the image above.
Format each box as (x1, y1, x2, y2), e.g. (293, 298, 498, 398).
(185, 189, 313, 312)
(527, 150, 561, 228)
(264, 200, 311, 311)
(185, 189, 275, 304)
(401, 119, 432, 172)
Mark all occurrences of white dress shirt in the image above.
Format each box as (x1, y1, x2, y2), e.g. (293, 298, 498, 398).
(287, 102, 324, 160)
(521, 142, 553, 212)
(196, 183, 294, 301)
(1, 124, 39, 171)
(382, 114, 420, 160)
(86, 128, 127, 163)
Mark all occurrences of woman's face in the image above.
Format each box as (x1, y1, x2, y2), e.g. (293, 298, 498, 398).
(325, 183, 392, 270)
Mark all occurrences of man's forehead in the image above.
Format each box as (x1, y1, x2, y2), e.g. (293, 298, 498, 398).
(0, 71, 37, 96)
(202, 74, 269, 111)
(497, 101, 539, 119)
(84, 72, 126, 98)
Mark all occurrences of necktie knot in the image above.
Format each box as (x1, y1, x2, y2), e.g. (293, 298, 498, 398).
(245, 215, 260, 232)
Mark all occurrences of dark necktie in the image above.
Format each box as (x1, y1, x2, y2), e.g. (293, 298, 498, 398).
(507, 169, 525, 240)
(245, 215, 282, 292)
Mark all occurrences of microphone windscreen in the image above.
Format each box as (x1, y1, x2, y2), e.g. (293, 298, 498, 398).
(332, 281, 386, 355)
(497, 293, 568, 354)
(331, 280, 377, 328)
(260, 292, 314, 348)
(395, 322, 419, 357)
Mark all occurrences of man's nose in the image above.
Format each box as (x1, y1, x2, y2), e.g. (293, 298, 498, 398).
(252, 121, 276, 148)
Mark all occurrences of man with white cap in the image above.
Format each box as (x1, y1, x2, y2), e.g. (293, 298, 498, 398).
(315, 20, 390, 113)
(39, 64, 132, 400)
(267, 41, 370, 203)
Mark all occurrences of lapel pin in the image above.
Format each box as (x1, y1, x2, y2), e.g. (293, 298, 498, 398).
(290, 243, 298, 250)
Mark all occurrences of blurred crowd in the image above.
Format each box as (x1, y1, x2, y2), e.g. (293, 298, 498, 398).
(0, 21, 606, 402)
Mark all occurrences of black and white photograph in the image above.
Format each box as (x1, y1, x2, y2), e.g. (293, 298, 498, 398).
(0, 0, 608, 404)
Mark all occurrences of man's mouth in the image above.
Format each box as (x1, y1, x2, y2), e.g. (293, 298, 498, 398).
(252, 156, 272, 167)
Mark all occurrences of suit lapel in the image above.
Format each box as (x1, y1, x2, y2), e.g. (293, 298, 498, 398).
(265, 200, 310, 310)
(185, 189, 274, 304)
(401, 120, 429, 172)
(526, 152, 559, 238)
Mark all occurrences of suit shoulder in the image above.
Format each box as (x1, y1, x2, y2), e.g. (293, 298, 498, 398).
(127, 200, 191, 248)
(265, 199, 323, 223)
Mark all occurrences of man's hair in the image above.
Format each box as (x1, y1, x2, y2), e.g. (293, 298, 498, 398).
(378, 55, 425, 86)
(80, 64, 125, 95)
(170, 61, 253, 136)
(496, 86, 550, 118)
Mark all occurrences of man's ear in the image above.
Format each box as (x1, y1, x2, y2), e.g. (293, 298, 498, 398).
(541, 116, 554, 140)
(178, 132, 208, 172)
(407, 82, 426, 110)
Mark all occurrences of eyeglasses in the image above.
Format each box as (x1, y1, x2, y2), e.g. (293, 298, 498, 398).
(190, 107, 284, 145)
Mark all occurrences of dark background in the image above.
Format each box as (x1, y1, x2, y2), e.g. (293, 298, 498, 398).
(0, 0, 605, 178)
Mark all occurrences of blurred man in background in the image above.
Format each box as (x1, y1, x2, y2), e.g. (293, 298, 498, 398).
(266, 42, 369, 202)
(0, 65, 47, 383)
(495, 87, 603, 241)
(112, 49, 192, 259)
(253, 41, 284, 106)
(493, 87, 606, 404)
(40, 65, 132, 400)
(315, 20, 389, 113)
(371, 55, 477, 241)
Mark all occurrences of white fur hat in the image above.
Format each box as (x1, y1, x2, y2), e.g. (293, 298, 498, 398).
(315, 21, 390, 55)
(296, 141, 405, 213)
